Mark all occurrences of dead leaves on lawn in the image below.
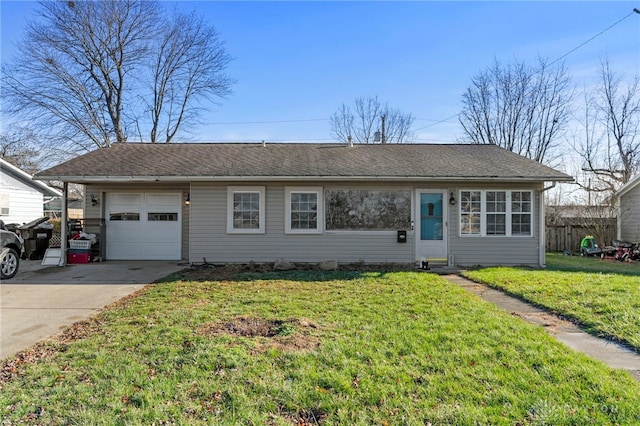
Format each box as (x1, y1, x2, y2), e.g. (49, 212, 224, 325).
(0, 317, 103, 385)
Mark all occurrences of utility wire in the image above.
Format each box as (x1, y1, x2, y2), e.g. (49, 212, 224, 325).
(202, 116, 458, 126)
(198, 8, 637, 135)
(544, 9, 639, 71)
(416, 7, 638, 133)
(413, 113, 461, 131)
(202, 118, 327, 125)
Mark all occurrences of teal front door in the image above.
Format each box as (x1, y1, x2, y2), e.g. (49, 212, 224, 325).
(415, 190, 447, 263)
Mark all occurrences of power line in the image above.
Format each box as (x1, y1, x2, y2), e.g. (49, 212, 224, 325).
(201, 118, 327, 125)
(414, 117, 459, 123)
(198, 9, 636, 136)
(545, 9, 639, 70)
(413, 113, 460, 131)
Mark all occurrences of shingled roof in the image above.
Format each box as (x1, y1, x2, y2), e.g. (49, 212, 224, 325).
(36, 143, 573, 183)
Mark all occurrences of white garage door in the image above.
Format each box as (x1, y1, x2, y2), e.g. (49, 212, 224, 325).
(105, 193, 182, 260)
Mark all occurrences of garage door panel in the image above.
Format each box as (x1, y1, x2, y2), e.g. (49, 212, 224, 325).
(142, 226, 180, 244)
(109, 193, 144, 205)
(105, 192, 182, 260)
(146, 193, 181, 206)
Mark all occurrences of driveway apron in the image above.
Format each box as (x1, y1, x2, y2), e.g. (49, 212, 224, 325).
(0, 260, 185, 360)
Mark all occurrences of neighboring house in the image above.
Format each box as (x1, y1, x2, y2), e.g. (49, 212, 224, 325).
(0, 158, 62, 225)
(616, 174, 640, 242)
(43, 197, 84, 219)
(35, 143, 573, 267)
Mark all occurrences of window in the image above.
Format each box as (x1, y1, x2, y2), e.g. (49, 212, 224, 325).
(109, 212, 140, 221)
(511, 191, 532, 235)
(227, 186, 265, 233)
(148, 213, 178, 221)
(0, 193, 9, 216)
(460, 191, 481, 235)
(459, 190, 533, 237)
(486, 191, 506, 235)
(285, 187, 323, 234)
(325, 189, 411, 231)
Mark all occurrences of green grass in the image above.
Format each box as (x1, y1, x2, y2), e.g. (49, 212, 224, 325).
(463, 254, 640, 351)
(547, 252, 640, 276)
(2, 270, 640, 424)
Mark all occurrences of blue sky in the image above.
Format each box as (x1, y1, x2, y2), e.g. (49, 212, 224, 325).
(1, 1, 639, 144)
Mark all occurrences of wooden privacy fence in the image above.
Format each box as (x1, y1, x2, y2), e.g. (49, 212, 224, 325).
(546, 219, 617, 253)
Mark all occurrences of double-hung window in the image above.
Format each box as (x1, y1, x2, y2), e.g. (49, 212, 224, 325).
(285, 187, 322, 234)
(511, 191, 532, 235)
(460, 191, 481, 235)
(227, 186, 265, 233)
(486, 191, 506, 235)
(459, 190, 532, 237)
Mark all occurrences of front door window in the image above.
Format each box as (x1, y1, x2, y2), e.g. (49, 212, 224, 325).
(420, 193, 443, 241)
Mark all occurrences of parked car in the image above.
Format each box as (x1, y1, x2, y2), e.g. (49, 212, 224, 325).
(1, 221, 24, 280)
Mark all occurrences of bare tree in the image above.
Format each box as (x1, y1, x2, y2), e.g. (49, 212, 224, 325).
(146, 9, 232, 143)
(459, 58, 573, 164)
(330, 96, 416, 144)
(574, 59, 640, 196)
(2, 0, 233, 151)
(0, 127, 42, 174)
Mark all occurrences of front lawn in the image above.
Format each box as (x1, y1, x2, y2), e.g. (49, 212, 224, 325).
(463, 254, 640, 351)
(547, 252, 640, 276)
(1, 270, 639, 424)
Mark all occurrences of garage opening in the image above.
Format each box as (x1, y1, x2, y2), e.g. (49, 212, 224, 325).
(105, 193, 181, 260)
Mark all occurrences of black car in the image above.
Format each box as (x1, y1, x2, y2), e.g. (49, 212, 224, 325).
(1, 221, 24, 280)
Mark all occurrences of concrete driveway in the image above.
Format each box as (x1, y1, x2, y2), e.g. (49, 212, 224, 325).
(1, 259, 186, 360)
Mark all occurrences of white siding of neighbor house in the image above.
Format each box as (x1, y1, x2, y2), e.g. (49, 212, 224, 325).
(620, 185, 640, 242)
(0, 171, 45, 224)
(190, 182, 415, 264)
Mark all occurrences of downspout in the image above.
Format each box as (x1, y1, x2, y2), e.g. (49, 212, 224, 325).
(58, 182, 68, 266)
(615, 195, 622, 241)
(538, 181, 557, 268)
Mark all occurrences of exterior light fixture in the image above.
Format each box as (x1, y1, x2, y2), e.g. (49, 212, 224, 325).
(449, 192, 456, 206)
(185, 192, 190, 205)
(91, 194, 99, 206)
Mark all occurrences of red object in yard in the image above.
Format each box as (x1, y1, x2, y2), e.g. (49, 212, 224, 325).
(67, 252, 91, 264)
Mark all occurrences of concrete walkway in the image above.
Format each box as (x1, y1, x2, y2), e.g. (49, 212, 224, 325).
(444, 274, 640, 382)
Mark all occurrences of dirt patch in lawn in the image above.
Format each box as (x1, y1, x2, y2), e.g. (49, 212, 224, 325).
(510, 311, 577, 334)
(177, 262, 415, 281)
(285, 407, 328, 425)
(198, 317, 321, 353)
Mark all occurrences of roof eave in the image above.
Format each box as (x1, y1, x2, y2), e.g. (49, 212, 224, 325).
(1, 160, 63, 197)
(34, 175, 575, 183)
(615, 174, 640, 198)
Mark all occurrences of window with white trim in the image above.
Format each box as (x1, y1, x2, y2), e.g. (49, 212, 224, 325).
(0, 193, 9, 216)
(285, 187, 323, 234)
(460, 191, 481, 235)
(511, 191, 532, 235)
(227, 186, 265, 233)
(486, 191, 506, 235)
(459, 190, 533, 237)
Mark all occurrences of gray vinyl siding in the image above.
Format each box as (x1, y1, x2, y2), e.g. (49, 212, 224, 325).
(190, 182, 414, 264)
(83, 183, 190, 260)
(447, 183, 544, 267)
(80, 180, 545, 266)
(620, 186, 640, 242)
